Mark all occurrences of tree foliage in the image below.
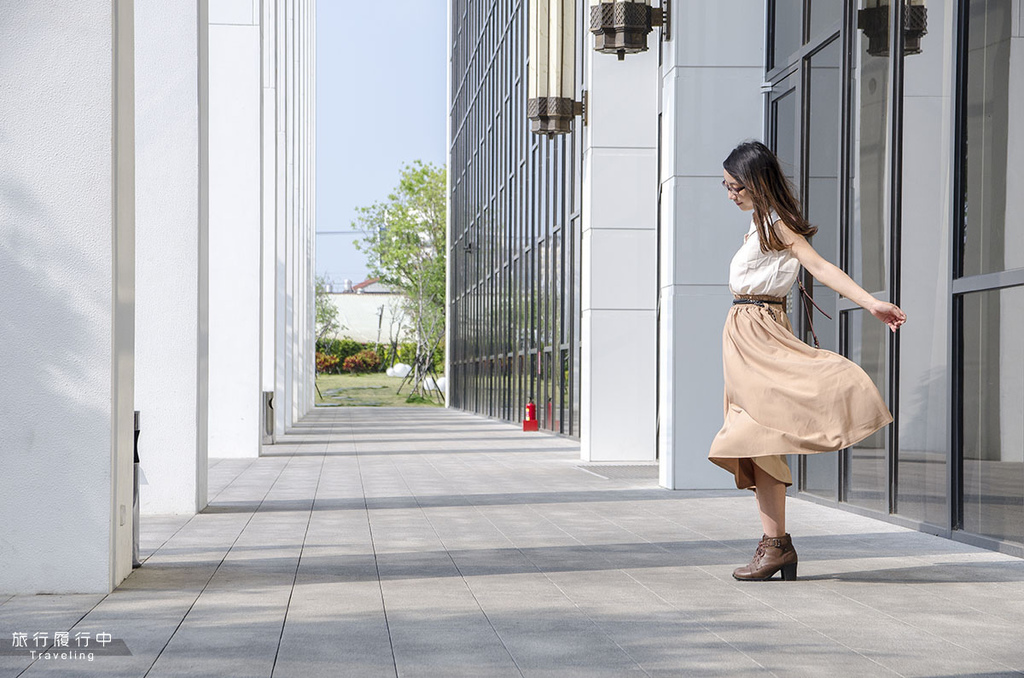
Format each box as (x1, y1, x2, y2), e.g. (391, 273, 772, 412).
(354, 161, 447, 398)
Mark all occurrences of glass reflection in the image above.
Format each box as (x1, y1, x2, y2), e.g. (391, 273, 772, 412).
(774, 0, 803, 69)
(962, 287, 1024, 545)
(448, 1, 580, 435)
(962, 0, 1024, 277)
(808, 0, 842, 41)
(897, 0, 954, 527)
(844, 309, 889, 512)
(805, 38, 841, 353)
(802, 39, 843, 498)
(849, 6, 890, 294)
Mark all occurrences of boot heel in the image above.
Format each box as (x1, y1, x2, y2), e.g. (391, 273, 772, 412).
(780, 563, 798, 581)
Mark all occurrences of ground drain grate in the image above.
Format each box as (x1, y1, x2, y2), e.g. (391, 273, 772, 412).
(576, 464, 659, 480)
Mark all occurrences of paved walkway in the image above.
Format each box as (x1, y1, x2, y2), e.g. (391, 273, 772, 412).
(2, 407, 1024, 677)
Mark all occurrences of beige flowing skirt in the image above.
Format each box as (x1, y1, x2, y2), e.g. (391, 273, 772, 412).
(709, 301, 893, 490)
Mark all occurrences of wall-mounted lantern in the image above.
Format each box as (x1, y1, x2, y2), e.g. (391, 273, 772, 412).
(590, 0, 670, 61)
(857, 0, 928, 58)
(528, 0, 585, 136)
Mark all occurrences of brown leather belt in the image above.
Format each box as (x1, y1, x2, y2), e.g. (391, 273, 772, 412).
(732, 295, 787, 312)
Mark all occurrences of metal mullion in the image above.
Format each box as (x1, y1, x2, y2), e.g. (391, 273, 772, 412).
(887, 0, 907, 517)
(952, 270, 1024, 295)
(839, 0, 854, 275)
(951, 293, 965, 529)
(802, 0, 810, 45)
(949, 0, 970, 532)
(766, 39, 828, 82)
(835, 0, 857, 500)
(838, 309, 850, 503)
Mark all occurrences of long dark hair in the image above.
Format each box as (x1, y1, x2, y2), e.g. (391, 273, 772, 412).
(723, 141, 817, 252)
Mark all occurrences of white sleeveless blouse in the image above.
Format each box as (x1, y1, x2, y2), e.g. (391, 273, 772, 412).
(729, 216, 800, 297)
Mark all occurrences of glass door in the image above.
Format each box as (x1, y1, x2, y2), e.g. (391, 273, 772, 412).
(768, 31, 845, 501)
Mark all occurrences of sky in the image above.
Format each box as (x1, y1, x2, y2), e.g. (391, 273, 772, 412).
(315, 1, 448, 287)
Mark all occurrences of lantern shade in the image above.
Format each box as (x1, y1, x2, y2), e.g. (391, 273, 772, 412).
(590, 0, 656, 59)
(528, 0, 577, 135)
(857, 0, 928, 57)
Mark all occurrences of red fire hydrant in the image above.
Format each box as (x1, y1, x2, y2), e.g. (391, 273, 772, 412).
(522, 400, 539, 432)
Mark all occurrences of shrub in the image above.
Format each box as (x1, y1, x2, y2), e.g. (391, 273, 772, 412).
(317, 337, 364, 362)
(342, 349, 381, 374)
(316, 352, 340, 374)
(358, 349, 381, 371)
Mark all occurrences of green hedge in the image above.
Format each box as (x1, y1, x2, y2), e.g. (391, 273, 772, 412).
(315, 338, 445, 375)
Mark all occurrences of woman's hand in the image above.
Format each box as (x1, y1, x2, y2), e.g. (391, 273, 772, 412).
(868, 300, 907, 332)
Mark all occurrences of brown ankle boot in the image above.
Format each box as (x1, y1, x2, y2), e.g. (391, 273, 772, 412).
(732, 534, 798, 581)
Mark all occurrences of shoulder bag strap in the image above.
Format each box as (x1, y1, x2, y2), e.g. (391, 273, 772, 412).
(798, 278, 833, 349)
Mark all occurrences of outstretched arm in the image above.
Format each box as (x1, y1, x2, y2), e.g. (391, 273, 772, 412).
(775, 224, 907, 332)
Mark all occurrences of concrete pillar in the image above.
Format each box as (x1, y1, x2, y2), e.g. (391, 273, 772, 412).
(284, 0, 298, 429)
(135, 1, 210, 514)
(274, 0, 316, 434)
(260, 0, 279, 442)
(658, 3, 765, 489)
(0, 1, 135, 593)
(580, 41, 660, 462)
(258, 0, 315, 441)
(208, 0, 263, 457)
(274, 0, 290, 438)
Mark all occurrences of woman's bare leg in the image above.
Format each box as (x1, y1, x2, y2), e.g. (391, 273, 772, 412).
(753, 463, 787, 537)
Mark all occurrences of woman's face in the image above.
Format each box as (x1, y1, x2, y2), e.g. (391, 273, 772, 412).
(723, 170, 754, 212)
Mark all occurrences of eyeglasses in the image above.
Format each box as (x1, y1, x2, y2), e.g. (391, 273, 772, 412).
(722, 180, 746, 195)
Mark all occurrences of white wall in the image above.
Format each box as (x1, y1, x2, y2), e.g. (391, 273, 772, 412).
(0, 0, 135, 593)
(326, 294, 412, 343)
(658, 2, 765, 489)
(580, 38, 660, 463)
(209, 0, 262, 458)
(136, 1, 210, 514)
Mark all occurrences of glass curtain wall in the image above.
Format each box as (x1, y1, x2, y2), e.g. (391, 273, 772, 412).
(449, 0, 583, 435)
(957, 0, 1024, 547)
(767, 0, 1024, 554)
(896, 0, 956, 527)
(844, 0, 891, 513)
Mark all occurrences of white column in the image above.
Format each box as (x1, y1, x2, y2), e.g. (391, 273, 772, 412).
(305, 0, 317, 417)
(135, 0, 210, 514)
(285, 0, 297, 427)
(0, 0, 135, 593)
(306, 0, 317, 417)
(265, 0, 315, 438)
(260, 0, 278, 443)
(658, 3, 765, 489)
(208, 0, 262, 457)
(580, 40, 660, 462)
(274, 0, 290, 437)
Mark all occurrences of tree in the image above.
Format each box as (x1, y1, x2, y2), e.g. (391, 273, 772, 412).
(354, 161, 446, 398)
(315, 274, 341, 343)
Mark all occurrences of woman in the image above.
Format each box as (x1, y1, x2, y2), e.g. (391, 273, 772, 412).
(709, 141, 906, 581)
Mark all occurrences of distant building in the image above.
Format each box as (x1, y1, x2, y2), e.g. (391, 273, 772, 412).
(327, 278, 412, 343)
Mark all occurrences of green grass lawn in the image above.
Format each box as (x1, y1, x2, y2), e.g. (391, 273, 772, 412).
(316, 372, 444, 407)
